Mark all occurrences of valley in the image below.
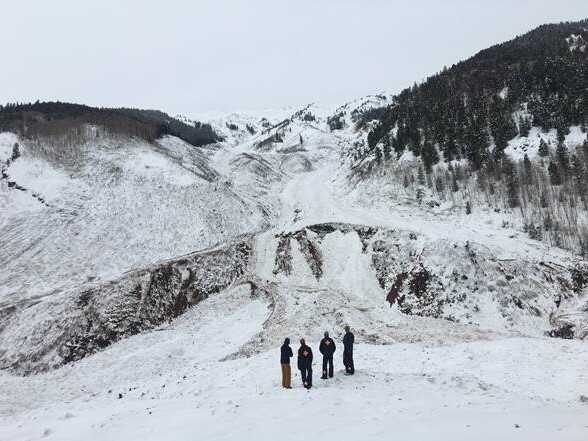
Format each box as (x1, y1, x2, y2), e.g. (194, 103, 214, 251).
(1, 18, 588, 440)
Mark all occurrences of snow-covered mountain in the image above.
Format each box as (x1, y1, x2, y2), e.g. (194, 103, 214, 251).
(2, 21, 588, 441)
(1, 98, 587, 439)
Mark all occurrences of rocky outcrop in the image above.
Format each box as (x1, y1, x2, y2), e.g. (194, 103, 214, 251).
(270, 223, 588, 339)
(3, 221, 587, 376)
(0, 237, 253, 374)
(1, 142, 51, 207)
(273, 236, 293, 276)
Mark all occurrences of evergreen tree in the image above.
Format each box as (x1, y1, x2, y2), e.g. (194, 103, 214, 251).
(11, 143, 20, 161)
(417, 165, 426, 186)
(463, 114, 489, 169)
(416, 187, 425, 205)
(422, 140, 439, 173)
(518, 116, 531, 137)
(489, 100, 517, 155)
(523, 154, 533, 185)
(382, 135, 392, 162)
(435, 175, 445, 194)
(548, 161, 562, 186)
(555, 123, 568, 145)
(375, 146, 383, 164)
(571, 154, 587, 199)
(451, 172, 459, 192)
(393, 126, 405, 157)
(556, 142, 570, 173)
(503, 159, 520, 208)
(538, 139, 549, 157)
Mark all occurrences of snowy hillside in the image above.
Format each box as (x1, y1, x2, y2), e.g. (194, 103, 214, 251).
(1, 286, 587, 441)
(1, 97, 588, 440)
(0, 131, 268, 305)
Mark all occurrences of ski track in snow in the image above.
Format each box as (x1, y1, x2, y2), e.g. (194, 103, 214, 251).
(1, 104, 588, 440)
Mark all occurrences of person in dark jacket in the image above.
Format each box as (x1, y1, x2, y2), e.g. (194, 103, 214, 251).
(319, 331, 336, 379)
(297, 338, 313, 389)
(342, 325, 355, 375)
(280, 338, 293, 388)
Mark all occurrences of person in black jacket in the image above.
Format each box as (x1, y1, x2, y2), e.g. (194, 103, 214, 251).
(280, 338, 293, 388)
(319, 331, 336, 379)
(342, 325, 355, 375)
(297, 338, 313, 389)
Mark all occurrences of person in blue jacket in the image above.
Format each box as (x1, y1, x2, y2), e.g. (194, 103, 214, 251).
(343, 325, 355, 375)
(319, 331, 336, 379)
(297, 338, 313, 389)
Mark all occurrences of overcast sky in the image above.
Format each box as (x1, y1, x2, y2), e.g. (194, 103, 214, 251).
(2, 1, 587, 118)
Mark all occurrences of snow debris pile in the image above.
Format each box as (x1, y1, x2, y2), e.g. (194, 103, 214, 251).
(0, 237, 253, 374)
(2, 99, 588, 377)
(0, 97, 587, 441)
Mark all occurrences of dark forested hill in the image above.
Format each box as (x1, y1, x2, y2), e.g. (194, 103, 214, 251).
(366, 19, 588, 170)
(337, 20, 588, 256)
(0, 101, 220, 147)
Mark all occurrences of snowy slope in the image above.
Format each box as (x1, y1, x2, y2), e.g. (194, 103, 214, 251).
(1, 286, 587, 441)
(505, 126, 587, 160)
(1, 99, 588, 440)
(0, 132, 268, 305)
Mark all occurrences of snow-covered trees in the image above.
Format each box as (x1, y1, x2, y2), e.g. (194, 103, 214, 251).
(538, 139, 550, 157)
(364, 19, 587, 171)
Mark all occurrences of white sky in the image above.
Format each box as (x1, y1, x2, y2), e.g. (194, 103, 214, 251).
(1, 1, 587, 118)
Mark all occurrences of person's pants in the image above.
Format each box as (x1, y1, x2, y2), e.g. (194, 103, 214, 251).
(343, 350, 354, 374)
(322, 355, 334, 378)
(281, 364, 291, 388)
(300, 367, 312, 388)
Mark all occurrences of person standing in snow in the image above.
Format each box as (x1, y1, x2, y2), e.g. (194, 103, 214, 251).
(297, 338, 313, 389)
(319, 331, 336, 379)
(342, 325, 355, 375)
(280, 338, 293, 389)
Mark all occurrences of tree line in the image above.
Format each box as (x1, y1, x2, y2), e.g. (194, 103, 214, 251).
(0, 101, 220, 147)
(364, 19, 587, 171)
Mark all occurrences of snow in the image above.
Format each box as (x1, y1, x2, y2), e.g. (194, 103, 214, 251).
(0, 132, 19, 160)
(498, 86, 509, 100)
(121, 145, 198, 187)
(1, 100, 588, 440)
(565, 125, 588, 149)
(566, 34, 587, 52)
(0, 134, 266, 303)
(505, 126, 586, 160)
(1, 291, 587, 441)
(398, 148, 416, 163)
